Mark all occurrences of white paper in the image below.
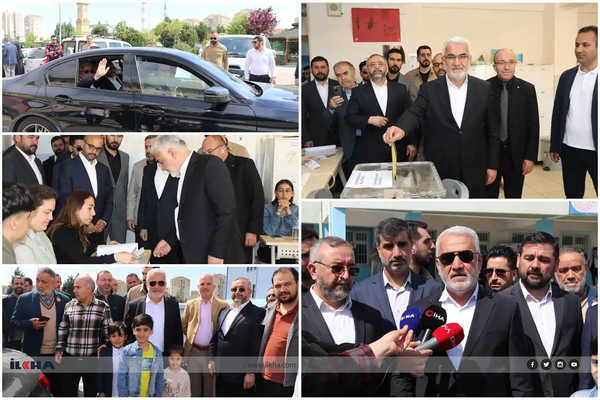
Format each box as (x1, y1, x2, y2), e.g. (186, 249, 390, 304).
(345, 170, 393, 189)
(316, 155, 327, 160)
(301, 173, 311, 187)
(304, 145, 337, 157)
(305, 159, 321, 170)
(96, 243, 138, 256)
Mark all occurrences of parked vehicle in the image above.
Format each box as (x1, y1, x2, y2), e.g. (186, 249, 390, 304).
(216, 34, 273, 77)
(24, 48, 47, 73)
(61, 36, 131, 56)
(2, 348, 53, 397)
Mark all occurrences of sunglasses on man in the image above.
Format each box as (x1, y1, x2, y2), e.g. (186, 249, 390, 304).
(484, 268, 511, 278)
(231, 287, 246, 292)
(437, 250, 477, 266)
(149, 281, 165, 287)
(314, 261, 360, 276)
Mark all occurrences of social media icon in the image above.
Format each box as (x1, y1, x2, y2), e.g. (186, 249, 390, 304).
(527, 359, 538, 370)
(556, 360, 565, 370)
(569, 359, 580, 370)
(541, 359, 552, 370)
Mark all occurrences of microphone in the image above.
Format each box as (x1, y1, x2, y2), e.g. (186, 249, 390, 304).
(420, 305, 447, 342)
(415, 323, 464, 351)
(399, 307, 422, 337)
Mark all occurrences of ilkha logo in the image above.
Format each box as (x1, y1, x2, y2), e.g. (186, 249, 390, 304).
(9, 359, 55, 370)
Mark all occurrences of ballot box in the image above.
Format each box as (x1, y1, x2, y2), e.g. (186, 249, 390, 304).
(340, 161, 446, 199)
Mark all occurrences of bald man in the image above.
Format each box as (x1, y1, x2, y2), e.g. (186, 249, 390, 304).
(432, 53, 445, 78)
(182, 274, 229, 396)
(201, 135, 264, 263)
(56, 135, 115, 245)
(486, 48, 539, 199)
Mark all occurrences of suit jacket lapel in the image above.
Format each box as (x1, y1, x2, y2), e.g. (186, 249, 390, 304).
(510, 285, 547, 356)
(460, 76, 476, 128)
(408, 270, 424, 305)
(462, 288, 495, 358)
(351, 302, 366, 343)
(550, 292, 565, 357)
(218, 307, 230, 333)
(436, 77, 458, 129)
(303, 292, 335, 343)
(74, 156, 94, 194)
(34, 158, 45, 184)
(375, 272, 396, 326)
(97, 151, 116, 186)
(227, 301, 251, 336)
(365, 82, 385, 116)
(15, 153, 38, 184)
(179, 152, 197, 209)
(385, 81, 396, 118)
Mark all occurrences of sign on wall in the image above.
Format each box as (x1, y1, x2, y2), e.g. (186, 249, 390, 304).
(569, 201, 598, 215)
(351, 8, 401, 42)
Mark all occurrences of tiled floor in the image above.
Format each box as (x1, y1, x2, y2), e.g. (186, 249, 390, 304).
(498, 164, 597, 199)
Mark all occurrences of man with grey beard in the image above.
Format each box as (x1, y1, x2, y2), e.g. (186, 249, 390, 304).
(554, 246, 598, 322)
(303, 236, 388, 396)
(399, 226, 538, 396)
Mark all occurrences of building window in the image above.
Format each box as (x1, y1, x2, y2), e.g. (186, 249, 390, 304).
(346, 229, 370, 267)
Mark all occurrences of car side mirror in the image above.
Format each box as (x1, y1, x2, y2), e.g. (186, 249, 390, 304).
(204, 87, 230, 104)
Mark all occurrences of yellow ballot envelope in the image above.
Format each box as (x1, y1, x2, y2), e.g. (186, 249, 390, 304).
(391, 144, 397, 183)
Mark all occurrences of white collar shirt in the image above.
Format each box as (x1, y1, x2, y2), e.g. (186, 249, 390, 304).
(111, 346, 124, 397)
(154, 163, 170, 199)
(446, 75, 469, 128)
(78, 152, 98, 197)
(383, 270, 412, 329)
(315, 79, 329, 109)
(310, 286, 355, 345)
(564, 65, 598, 151)
(244, 47, 276, 79)
(145, 295, 166, 352)
(519, 280, 556, 357)
(16, 147, 43, 184)
(371, 79, 389, 116)
(175, 151, 193, 240)
(222, 300, 249, 336)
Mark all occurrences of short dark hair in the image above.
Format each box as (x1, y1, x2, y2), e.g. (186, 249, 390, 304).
(96, 270, 112, 280)
(271, 179, 295, 206)
(28, 185, 58, 209)
(375, 218, 410, 244)
(11, 276, 24, 284)
(303, 65, 310, 71)
(70, 135, 85, 146)
(486, 245, 518, 270)
(166, 343, 185, 357)
(253, 35, 264, 43)
(126, 273, 140, 281)
(24, 277, 33, 286)
(132, 313, 153, 329)
(272, 267, 299, 284)
(359, 60, 367, 71)
(593, 336, 598, 357)
(406, 220, 428, 243)
(578, 25, 598, 45)
(386, 47, 405, 62)
(302, 225, 319, 242)
(519, 232, 559, 261)
(51, 35, 56, 39)
(3, 182, 35, 221)
(51, 136, 65, 146)
(417, 45, 432, 57)
(144, 135, 158, 141)
(311, 56, 329, 67)
(108, 321, 127, 336)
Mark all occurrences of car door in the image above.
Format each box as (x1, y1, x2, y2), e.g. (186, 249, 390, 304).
(44, 53, 136, 132)
(131, 56, 257, 132)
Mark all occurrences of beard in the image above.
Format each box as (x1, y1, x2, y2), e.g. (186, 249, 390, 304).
(279, 290, 298, 304)
(559, 279, 586, 295)
(447, 67, 467, 81)
(388, 65, 400, 74)
(146, 153, 155, 162)
(107, 141, 120, 150)
(414, 250, 435, 269)
(54, 148, 64, 156)
(317, 278, 350, 302)
(19, 144, 37, 155)
(520, 268, 553, 290)
(314, 72, 327, 82)
(13, 287, 23, 295)
(442, 268, 478, 293)
(420, 59, 431, 68)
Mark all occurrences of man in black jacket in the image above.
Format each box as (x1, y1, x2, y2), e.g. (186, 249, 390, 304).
(201, 135, 264, 263)
(42, 136, 66, 185)
(94, 270, 126, 322)
(77, 58, 123, 91)
(3, 135, 46, 186)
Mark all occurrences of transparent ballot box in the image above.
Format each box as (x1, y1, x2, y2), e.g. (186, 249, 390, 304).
(340, 161, 446, 199)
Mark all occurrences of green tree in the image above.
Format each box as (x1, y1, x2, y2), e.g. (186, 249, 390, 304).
(24, 32, 36, 47)
(172, 38, 196, 54)
(54, 22, 75, 41)
(63, 274, 77, 298)
(193, 22, 210, 44)
(227, 14, 248, 35)
(122, 27, 147, 47)
(5, 268, 25, 295)
(215, 24, 227, 34)
(113, 21, 129, 38)
(180, 24, 199, 47)
(244, 7, 279, 36)
(91, 25, 109, 37)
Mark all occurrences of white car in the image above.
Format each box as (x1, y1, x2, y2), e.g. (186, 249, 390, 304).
(23, 48, 47, 73)
(61, 36, 131, 56)
(214, 34, 273, 77)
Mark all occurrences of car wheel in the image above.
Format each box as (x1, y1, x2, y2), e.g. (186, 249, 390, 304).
(16, 117, 57, 133)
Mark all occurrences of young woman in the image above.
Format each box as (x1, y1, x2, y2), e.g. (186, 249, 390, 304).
(263, 179, 299, 237)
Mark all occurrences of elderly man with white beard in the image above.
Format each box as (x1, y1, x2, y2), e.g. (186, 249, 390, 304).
(397, 226, 538, 396)
(554, 246, 598, 322)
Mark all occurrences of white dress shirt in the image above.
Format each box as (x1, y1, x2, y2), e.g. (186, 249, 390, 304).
(564, 65, 598, 151)
(383, 271, 412, 328)
(310, 286, 355, 345)
(315, 79, 329, 109)
(519, 281, 556, 357)
(244, 47, 276, 79)
(194, 297, 213, 347)
(111, 346, 124, 397)
(78, 152, 98, 196)
(145, 296, 166, 352)
(222, 300, 250, 336)
(446, 75, 469, 128)
(175, 151, 193, 240)
(16, 147, 44, 184)
(439, 284, 479, 370)
(154, 163, 170, 199)
(371, 79, 389, 116)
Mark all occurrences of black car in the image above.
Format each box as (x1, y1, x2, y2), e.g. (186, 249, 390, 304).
(2, 348, 52, 397)
(3, 48, 298, 132)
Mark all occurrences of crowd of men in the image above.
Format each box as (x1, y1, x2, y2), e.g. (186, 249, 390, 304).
(3, 266, 299, 397)
(300, 221, 598, 397)
(2, 134, 268, 264)
(302, 27, 598, 199)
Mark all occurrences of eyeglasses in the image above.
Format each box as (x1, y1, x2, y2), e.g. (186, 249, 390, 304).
(84, 141, 103, 153)
(231, 287, 246, 292)
(432, 62, 443, 67)
(495, 60, 517, 67)
(252, 41, 258, 44)
(149, 281, 165, 287)
(368, 61, 386, 68)
(484, 268, 510, 278)
(210, 37, 217, 40)
(277, 188, 293, 194)
(444, 54, 469, 61)
(361, 70, 368, 74)
(314, 261, 360, 276)
(80, 69, 96, 74)
(205, 145, 223, 154)
(74, 146, 83, 152)
(438, 250, 476, 266)
(592, 359, 598, 366)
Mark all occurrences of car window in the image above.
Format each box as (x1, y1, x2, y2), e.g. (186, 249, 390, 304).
(123, 43, 131, 48)
(47, 60, 77, 87)
(62, 41, 76, 56)
(109, 42, 122, 48)
(29, 49, 46, 59)
(76, 57, 126, 91)
(78, 41, 108, 51)
(136, 58, 210, 100)
(218, 38, 255, 57)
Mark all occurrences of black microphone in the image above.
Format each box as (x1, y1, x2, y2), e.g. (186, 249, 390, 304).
(420, 305, 447, 342)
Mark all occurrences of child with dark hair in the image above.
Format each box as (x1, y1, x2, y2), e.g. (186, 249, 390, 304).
(163, 344, 191, 397)
(98, 321, 128, 397)
(118, 314, 164, 397)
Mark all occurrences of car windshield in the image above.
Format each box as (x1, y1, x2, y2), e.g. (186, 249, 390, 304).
(213, 63, 261, 97)
(218, 37, 256, 57)
(28, 49, 46, 59)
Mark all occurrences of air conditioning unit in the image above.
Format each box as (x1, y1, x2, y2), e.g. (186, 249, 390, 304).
(327, 3, 342, 17)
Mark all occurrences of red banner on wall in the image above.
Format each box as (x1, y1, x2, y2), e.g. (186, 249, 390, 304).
(351, 8, 401, 42)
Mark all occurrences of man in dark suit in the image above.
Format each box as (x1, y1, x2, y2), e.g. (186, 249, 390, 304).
(56, 135, 114, 246)
(580, 303, 598, 390)
(384, 37, 501, 198)
(550, 26, 598, 198)
(201, 135, 264, 264)
(208, 277, 265, 397)
(94, 271, 126, 322)
(3, 276, 25, 350)
(346, 54, 415, 166)
(151, 135, 244, 264)
(3, 135, 46, 186)
(42, 136, 66, 185)
(397, 226, 538, 397)
(77, 58, 123, 91)
(304, 236, 388, 396)
(51, 135, 85, 190)
(486, 49, 539, 198)
(501, 231, 583, 396)
(124, 269, 183, 358)
(302, 56, 339, 147)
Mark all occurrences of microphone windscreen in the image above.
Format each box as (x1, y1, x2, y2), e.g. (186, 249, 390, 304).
(420, 305, 447, 331)
(432, 322, 465, 351)
(399, 307, 422, 336)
